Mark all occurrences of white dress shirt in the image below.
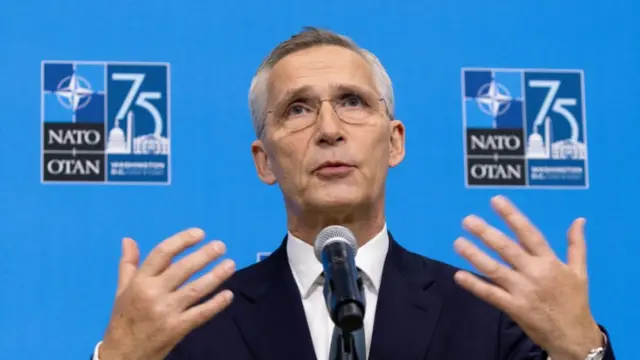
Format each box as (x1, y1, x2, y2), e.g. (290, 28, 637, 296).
(92, 224, 389, 360)
(286, 224, 389, 360)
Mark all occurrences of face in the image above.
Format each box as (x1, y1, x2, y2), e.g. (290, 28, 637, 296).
(251, 45, 406, 214)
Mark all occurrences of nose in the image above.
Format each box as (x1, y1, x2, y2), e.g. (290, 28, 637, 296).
(314, 101, 344, 146)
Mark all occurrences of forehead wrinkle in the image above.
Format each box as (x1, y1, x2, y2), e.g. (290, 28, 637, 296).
(266, 46, 377, 103)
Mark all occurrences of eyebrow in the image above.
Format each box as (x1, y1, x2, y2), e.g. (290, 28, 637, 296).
(274, 83, 379, 109)
(275, 85, 314, 108)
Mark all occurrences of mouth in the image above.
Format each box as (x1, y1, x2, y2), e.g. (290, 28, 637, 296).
(313, 161, 356, 178)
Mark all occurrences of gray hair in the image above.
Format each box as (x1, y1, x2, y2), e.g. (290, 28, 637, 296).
(248, 26, 395, 138)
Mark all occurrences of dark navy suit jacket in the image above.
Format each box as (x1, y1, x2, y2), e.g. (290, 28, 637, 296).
(157, 233, 615, 360)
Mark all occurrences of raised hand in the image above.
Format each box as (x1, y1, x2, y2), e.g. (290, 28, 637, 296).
(99, 229, 236, 360)
(453, 196, 603, 360)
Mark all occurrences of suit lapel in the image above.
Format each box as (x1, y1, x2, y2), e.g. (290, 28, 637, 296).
(231, 238, 317, 360)
(368, 234, 443, 360)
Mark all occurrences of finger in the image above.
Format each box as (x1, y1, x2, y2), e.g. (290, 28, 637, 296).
(139, 228, 205, 277)
(462, 215, 530, 270)
(454, 270, 515, 313)
(117, 238, 140, 296)
(453, 237, 519, 289)
(490, 195, 553, 257)
(162, 240, 228, 290)
(567, 217, 587, 276)
(173, 258, 236, 308)
(181, 289, 234, 330)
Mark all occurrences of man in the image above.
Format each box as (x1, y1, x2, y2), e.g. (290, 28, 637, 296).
(92, 27, 615, 360)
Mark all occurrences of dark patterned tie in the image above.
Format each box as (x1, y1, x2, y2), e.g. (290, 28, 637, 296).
(322, 269, 367, 360)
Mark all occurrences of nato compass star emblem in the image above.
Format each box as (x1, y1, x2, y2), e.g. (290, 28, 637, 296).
(475, 80, 512, 122)
(54, 74, 94, 111)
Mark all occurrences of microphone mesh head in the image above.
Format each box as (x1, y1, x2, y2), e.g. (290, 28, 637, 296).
(313, 225, 358, 262)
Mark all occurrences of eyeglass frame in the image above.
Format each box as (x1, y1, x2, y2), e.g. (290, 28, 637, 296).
(257, 95, 392, 138)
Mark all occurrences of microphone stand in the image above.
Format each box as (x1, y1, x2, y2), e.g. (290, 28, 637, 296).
(333, 328, 361, 360)
(329, 276, 366, 360)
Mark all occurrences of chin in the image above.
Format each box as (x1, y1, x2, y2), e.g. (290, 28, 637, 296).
(305, 188, 366, 212)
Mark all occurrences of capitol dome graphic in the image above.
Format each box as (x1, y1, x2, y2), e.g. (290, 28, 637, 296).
(106, 110, 170, 155)
(526, 113, 586, 160)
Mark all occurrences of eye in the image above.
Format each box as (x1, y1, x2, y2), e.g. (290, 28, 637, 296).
(339, 93, 366, 108)
(285, 103, 312, 118)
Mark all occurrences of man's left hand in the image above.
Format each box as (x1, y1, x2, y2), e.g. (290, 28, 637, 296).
(453, 195, 603, 360)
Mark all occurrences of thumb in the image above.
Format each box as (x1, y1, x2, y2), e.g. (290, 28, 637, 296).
(116, 237, 140, 297)
(567, 218, 587, 276)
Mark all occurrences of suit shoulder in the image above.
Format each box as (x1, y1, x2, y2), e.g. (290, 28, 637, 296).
(397, 248, 500, 312)
(218, 251, 282, 293)
(398, 247, 464, 280)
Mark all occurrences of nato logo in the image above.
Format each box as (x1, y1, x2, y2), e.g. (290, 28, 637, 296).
(461, 68, 588, 188)
(41, 61, 171, 184)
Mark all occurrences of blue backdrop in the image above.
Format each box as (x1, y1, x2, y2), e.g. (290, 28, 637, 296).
(0, 0, 637, 358)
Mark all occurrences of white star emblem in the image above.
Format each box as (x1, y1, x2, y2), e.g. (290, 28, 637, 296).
(475, 80, 512, 118)
(55, 74, 93, 111)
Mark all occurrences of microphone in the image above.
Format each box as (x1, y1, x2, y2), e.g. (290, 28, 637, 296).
(314, 225, 364, 333)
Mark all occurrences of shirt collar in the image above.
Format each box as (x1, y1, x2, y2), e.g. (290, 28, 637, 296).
(286, 224, 390, 298)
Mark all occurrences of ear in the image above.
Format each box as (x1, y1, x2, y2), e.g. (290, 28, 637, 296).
(388, 119, 406, 168)
(251, 139, 277, 185)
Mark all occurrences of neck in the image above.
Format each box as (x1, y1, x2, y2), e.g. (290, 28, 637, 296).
(285, 200, 386, 247)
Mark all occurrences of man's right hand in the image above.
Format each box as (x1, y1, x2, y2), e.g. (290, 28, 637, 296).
(98, 228, 236, 360)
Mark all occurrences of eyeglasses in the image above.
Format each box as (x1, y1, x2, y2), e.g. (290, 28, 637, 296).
(260, 93, 389, 136)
